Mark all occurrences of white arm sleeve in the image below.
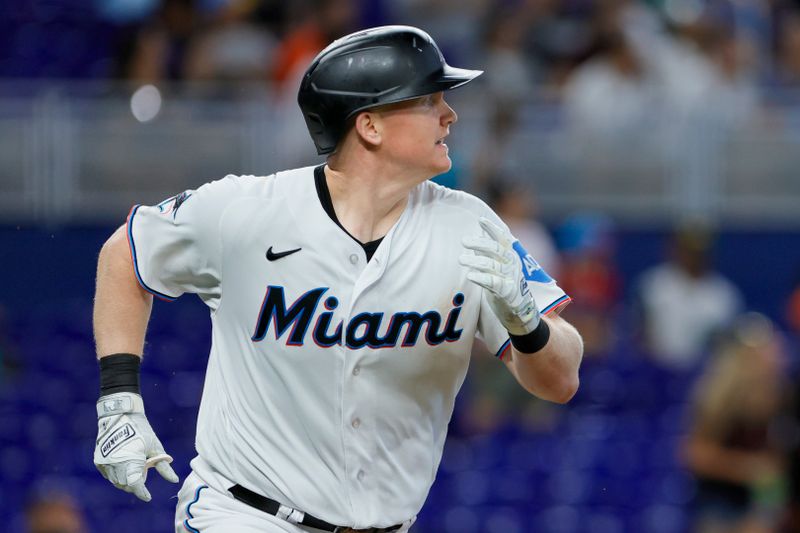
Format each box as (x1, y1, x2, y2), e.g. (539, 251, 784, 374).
(127, 175, 242, 308)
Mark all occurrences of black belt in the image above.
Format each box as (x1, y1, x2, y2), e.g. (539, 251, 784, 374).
(228, 484, 403, 533)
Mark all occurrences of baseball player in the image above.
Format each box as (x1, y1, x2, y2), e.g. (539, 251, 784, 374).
(93, 26, 583, 533)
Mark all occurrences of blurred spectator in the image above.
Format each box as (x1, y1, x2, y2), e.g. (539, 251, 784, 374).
(469, 6, 540, 194)
(563, 3, 759, 214)
(773, 14, 800, 89)
(646, 15, 758, 216)
(784, 270, 800, 531)
(521, 0, 597, 89)
(621, 3, 759, 130)
(719, 0, 774, 79)
(787, 272, 800, 337)
(100, 0, 161, 79)
(469, 102, 524, 194)
(480, 6, 536, 105)
(561, 21, 664, 196)
(682, 313, 791, 533)
(633, 221, 743, 369)
(269, 0, 358, 95)
(486, 179, 560, 277)
(562, 26, 655, 146)
(390, 0, 482, 66)
(25, 491, 87, 533)
(667, 20, 759, 129)
(127, 0, 201, 82)
(664, 22, 757, 127)
(556, 213, 621, 357)
(785, 378, 800, 532)
(185, 0, 278, 83)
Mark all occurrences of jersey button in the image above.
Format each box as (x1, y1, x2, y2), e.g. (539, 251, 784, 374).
(349, 254, 358, 264)
(352, 418, 361, 429)
(357, 470, 366, 481)
(352, 366, 360, 376)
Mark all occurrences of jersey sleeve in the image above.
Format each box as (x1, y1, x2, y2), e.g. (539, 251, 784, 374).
(127, 175, 242, 305)
(475, 212, 571, 360)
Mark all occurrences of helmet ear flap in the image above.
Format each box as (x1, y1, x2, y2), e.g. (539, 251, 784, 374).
(305, 112, 325, 135)
(303, 112, 336, 155)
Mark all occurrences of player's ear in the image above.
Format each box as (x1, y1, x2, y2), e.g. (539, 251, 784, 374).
(353, 111, 382, 149)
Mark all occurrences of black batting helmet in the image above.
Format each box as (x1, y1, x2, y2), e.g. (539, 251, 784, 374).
(297, 25, 483, 155)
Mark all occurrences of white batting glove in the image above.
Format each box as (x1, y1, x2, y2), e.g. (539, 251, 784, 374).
(460, 217, 541, 336)
(94, 392, 179, 502)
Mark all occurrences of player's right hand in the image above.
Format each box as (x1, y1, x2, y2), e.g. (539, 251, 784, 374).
(460, 217, 541, 336)
(94, 392, 179, 502)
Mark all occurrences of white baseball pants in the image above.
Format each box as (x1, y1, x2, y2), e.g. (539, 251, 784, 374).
(174, 458, 414, 533)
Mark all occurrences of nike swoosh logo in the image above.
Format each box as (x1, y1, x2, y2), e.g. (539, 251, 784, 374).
(266, 246, 302, 261)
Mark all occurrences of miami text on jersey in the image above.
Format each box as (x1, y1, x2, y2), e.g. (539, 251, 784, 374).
(251, 286, 465, 349)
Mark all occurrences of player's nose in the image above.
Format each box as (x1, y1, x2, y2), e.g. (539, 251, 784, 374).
(441, 97, 457, 125)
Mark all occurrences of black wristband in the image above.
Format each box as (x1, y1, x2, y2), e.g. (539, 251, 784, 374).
(509, 319, 550, 354)
(99, 353, 141, 396)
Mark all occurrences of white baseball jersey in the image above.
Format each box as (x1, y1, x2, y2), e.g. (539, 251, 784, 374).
(127, 165, 570, 529)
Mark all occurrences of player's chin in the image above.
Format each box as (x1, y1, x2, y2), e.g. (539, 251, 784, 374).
(431, 151, 452, 174)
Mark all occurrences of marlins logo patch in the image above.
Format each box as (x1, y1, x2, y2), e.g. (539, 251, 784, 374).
(512, 241, 554, 284)
(100, 423, 136, 457)
(156, 191, 192, 219)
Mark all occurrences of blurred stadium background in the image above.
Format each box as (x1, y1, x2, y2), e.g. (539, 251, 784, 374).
(2, 0, 800, 532)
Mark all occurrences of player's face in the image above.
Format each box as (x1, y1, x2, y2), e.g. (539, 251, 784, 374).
(376, 92, 458, 176)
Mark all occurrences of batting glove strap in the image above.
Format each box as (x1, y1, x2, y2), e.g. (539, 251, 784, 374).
(96, 391, 145, 418)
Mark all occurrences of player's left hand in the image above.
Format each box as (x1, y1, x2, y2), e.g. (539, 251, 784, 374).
(459, 217, 541, 336)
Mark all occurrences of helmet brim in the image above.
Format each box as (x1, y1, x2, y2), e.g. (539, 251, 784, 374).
(435, 65, 483, 89)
